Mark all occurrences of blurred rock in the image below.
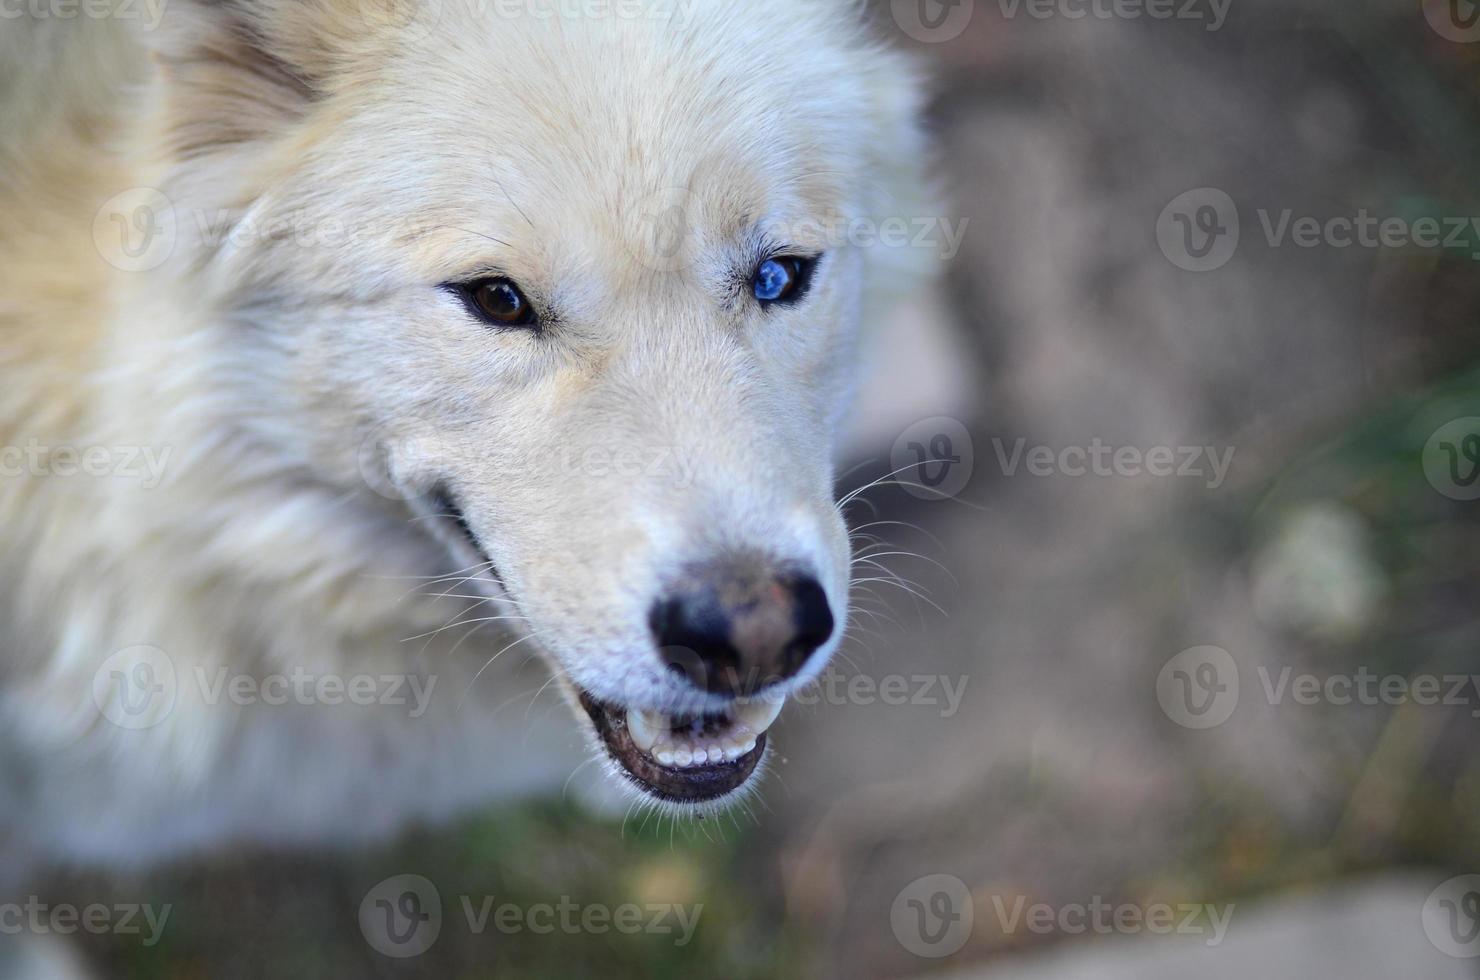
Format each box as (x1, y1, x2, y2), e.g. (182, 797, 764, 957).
(1251, 502, 1387, 641)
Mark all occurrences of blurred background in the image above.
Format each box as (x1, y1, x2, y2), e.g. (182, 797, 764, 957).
(24, 0, 1480, 976)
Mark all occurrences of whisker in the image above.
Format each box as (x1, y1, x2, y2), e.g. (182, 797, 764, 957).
(418, 591, 521, 603)
(836, 462, 989, 513)
(850, 559, 935, 594)
(456, 630, 553, 710)
(561, 756, 602, 804)
(836, 461, 931, 508)
(849, 519, 949, 553)
(852, 550, 958, 586)
(524, 671, 567, 721)
(401, 614, 529, 644)
(850, 576, 947, 617)
(364, 560, 496, 582)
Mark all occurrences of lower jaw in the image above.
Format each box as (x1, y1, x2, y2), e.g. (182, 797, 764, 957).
(577, 691, 770, 804)
(415, 491, 775, 804)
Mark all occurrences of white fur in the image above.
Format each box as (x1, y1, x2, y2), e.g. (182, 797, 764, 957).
(0, 0, 930, 876)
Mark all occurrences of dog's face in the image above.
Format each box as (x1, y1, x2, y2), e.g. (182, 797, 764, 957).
(154, 0, 926, 809)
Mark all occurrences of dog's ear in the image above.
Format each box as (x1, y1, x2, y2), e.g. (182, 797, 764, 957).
(148, 0, 404, 158)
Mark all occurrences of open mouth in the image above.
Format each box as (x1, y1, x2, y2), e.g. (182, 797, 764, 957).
(578, 691, 783, 803)
(416, 487, 792, 804)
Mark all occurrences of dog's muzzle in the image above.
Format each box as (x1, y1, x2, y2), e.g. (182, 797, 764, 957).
(580, 554, 834, 804)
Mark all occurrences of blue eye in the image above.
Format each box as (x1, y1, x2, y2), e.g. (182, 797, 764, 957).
(750, 256, 815, 305)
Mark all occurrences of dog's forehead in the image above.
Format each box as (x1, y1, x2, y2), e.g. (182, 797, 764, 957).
(381, 7, 862, 225)
(274, 5, 878, 294)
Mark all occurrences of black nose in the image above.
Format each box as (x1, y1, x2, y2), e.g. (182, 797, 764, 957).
(650, 562, 834, 697)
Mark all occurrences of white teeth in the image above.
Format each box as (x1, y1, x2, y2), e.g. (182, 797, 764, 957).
(724, 739, 755, 761)
(733, 695, 784, 735)
(626, 709, 663, 753)
(621, 697, 783, 770)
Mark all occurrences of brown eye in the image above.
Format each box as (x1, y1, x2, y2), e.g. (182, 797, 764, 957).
(457, 277, 538, 328)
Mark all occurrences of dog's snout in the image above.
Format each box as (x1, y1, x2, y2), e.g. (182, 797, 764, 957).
(650, 561, 834, 697)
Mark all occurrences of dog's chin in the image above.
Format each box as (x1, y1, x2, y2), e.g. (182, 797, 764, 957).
(576, 689, 782, 807)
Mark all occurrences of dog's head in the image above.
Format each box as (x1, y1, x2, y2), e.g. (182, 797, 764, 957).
(147, 0, 931, 808)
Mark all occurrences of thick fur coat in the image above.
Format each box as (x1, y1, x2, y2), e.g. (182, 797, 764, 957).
(0, 0, 930, 881)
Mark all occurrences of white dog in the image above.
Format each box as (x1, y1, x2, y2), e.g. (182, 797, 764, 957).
(0, 0, 931, 891)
